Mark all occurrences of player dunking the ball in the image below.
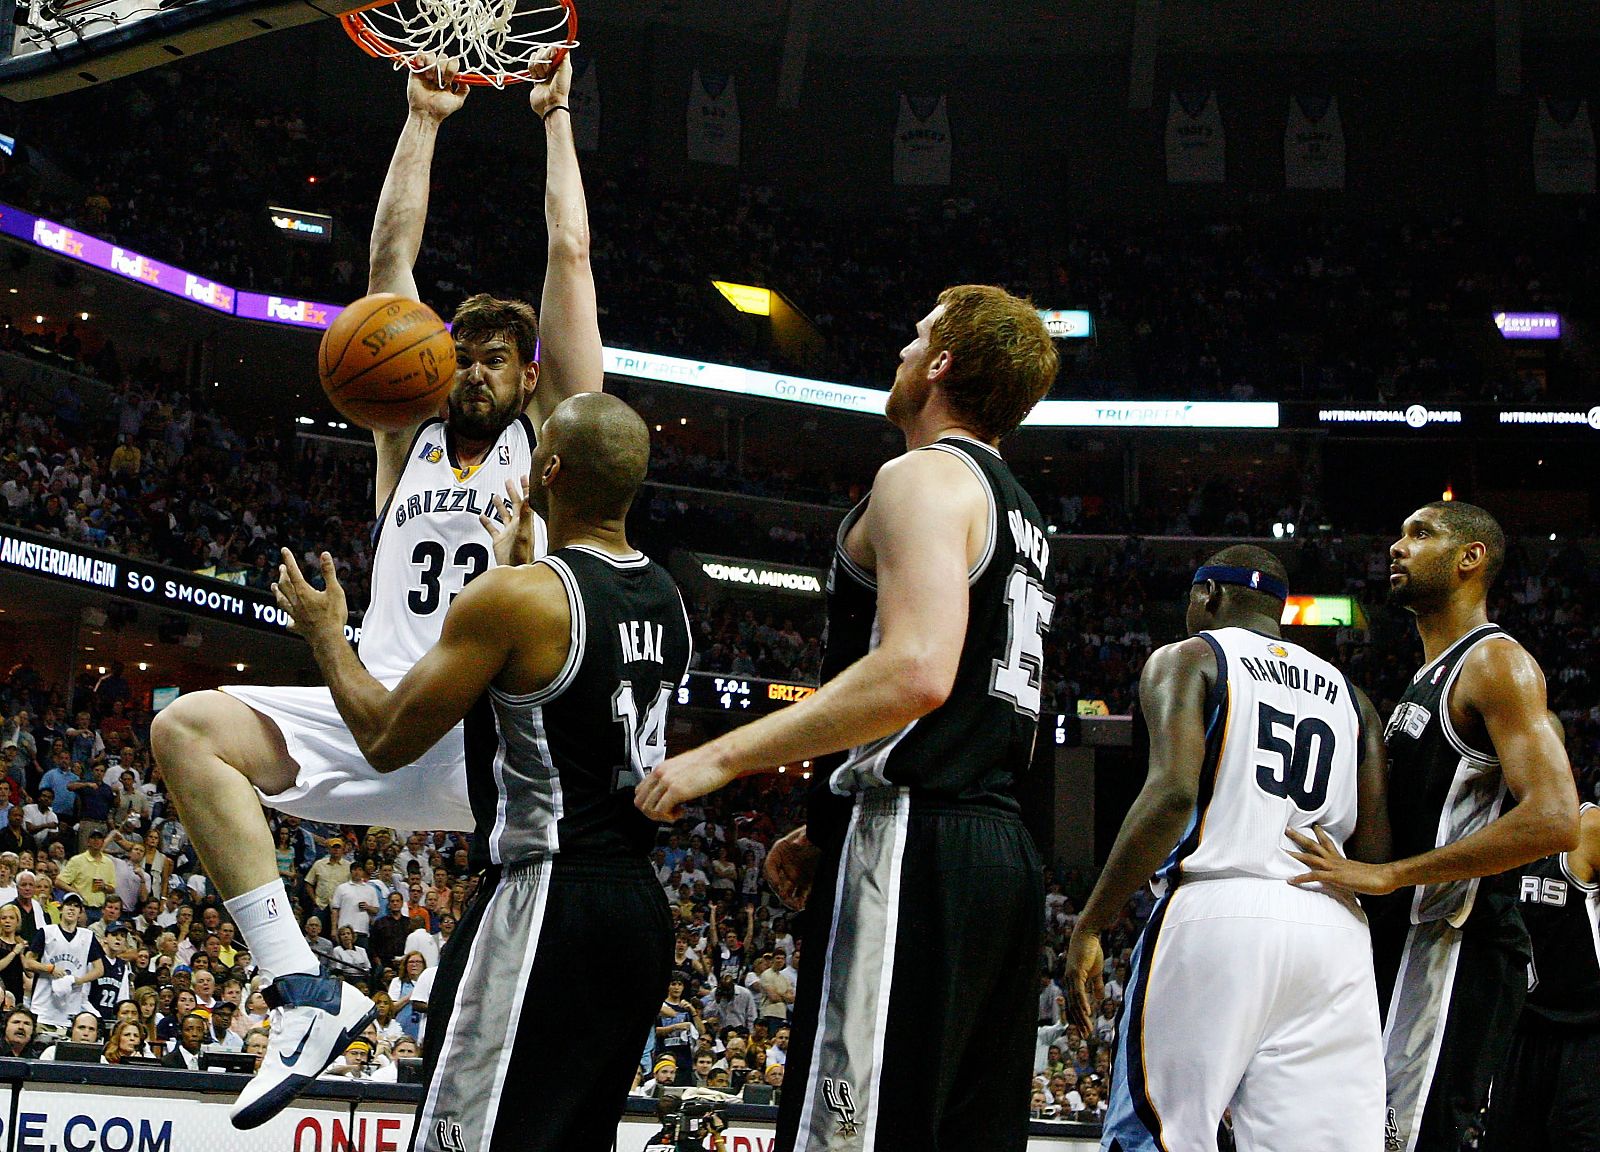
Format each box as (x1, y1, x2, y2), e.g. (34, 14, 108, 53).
(638, 286, 1060, 1152)
(1288, 502, 1578, 1152)
(152, 52, 602, 1128)
(274, 393, 691, 1152)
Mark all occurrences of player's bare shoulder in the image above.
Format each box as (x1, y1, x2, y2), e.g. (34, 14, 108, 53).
(1139, 636, 1217, 694)
(1453, 632, 1547, 716)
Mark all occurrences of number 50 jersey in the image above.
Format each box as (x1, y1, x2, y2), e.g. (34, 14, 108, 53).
(362, 416, 545, 683)
(1157, 628, 1365, 891)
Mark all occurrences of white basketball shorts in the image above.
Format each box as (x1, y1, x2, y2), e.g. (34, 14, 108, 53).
(1102, 877, 1385, 1152)
(220, 683, 472, 831)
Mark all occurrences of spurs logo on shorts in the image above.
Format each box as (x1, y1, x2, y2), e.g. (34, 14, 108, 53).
(1385, 1108, 1401, 1151)
(822, 1078, 859, 1137)
(434, 1118, 466, 1152)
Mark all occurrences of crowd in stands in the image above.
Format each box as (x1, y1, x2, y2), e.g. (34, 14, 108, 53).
(6, 59, 1597, 403)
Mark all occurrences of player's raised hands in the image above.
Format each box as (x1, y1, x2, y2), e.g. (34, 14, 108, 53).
(479, 475, 537, 567)
(1285, 824, 1399, 895)
(1062, 924, 1104, 1035)
(407, 53, 469, 122)
(528, 47, 572, 119)
(272, 549, 349, 645)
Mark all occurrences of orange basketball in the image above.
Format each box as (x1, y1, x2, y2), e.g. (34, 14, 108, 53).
(318, 294, 455, 432)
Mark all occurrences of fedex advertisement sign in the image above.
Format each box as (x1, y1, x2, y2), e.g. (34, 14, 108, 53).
(236, 292, 342, 329)
(17, 215, 234, 313)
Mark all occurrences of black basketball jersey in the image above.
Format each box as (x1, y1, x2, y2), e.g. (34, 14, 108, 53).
(1516, 804, 1600, 1027)
(1383, 623, 1520, 931)
(463, 545, 693, 868)
(89, 955, 129, 1019)
(809, 436, 1054, 847)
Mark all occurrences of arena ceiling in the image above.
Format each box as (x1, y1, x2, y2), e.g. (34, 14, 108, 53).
(597, 0, 1599, 57)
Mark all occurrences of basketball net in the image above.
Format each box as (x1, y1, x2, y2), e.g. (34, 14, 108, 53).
(342, 0, 577, 89)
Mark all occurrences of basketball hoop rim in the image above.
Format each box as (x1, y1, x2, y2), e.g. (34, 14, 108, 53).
(340, 0, 577, 88)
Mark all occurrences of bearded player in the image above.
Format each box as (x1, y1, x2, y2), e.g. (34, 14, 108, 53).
(152, 53, 602, 1128)
(1288, 502, 1578, 1152)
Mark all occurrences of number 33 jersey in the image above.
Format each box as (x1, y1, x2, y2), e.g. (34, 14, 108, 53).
(466, 545, 693, 867)
(362, 416, 546, 683)
(1158, 628, 1364, 891)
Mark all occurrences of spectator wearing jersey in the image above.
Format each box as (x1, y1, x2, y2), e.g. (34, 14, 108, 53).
(23, 895, 105, 1033)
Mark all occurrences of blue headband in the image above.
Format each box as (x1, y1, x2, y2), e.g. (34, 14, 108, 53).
(1192, 565, 1289, 603)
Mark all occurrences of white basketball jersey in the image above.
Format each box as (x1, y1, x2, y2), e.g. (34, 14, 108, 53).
(29, 923, 98, 1025)
(361, 416, 545, 683)
(1158, 628, 1363, 890)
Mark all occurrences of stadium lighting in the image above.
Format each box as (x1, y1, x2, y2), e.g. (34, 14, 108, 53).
(713, 281, 773, 316)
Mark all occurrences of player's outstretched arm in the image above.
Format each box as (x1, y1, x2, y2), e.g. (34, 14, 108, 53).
(272, 550, 561, 772)
(634, 450, 978, 821)
(1344, 685, 1391, 865)
(526, 53, 604, 428)
(1290, 641, 1577, 894)
(1064, 639, 1211, 1030)
(368, 54, 468, 516)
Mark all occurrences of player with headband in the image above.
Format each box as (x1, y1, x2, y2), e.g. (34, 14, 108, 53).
(1068, 543, 1392, 1152)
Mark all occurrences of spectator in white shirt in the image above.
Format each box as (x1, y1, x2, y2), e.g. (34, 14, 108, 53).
(330, 863, 378, 944)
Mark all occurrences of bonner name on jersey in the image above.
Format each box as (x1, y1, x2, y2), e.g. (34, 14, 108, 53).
(393, 487, 508, 529)
(1008, 508, 1050, 576)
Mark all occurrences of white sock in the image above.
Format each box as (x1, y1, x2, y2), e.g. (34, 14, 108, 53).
(224, 879, 319, 979)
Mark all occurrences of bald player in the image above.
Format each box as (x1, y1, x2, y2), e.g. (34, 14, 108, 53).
(1289, 502, 1578, 1152)
(273, 393, 691, 1152)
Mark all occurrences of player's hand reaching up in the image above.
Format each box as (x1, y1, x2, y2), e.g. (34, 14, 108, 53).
(272, 549, 349, 647)
(528, 47, 572, 119)
(1062, 924, 1104, 1035)
(407, 53, 469, 123)
(1286, 824, 1400, 895)
(634, 751, 738, 823)
(479, 475, 537, 567)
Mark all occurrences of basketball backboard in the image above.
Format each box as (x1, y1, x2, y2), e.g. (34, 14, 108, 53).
(0, 0, 369, 100)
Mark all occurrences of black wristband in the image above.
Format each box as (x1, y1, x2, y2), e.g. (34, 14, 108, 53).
(541, 105, 570, 122)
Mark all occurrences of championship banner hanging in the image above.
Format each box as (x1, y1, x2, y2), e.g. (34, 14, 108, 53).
(894, 94, 951, 186)
(1166, 90, 1225, 184)
(687, 70, 741, 167)
(1284, 95, 1345, 190)
(1533, 97, 1595, 195)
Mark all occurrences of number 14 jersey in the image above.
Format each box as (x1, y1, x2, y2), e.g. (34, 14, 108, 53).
(362, 416, 545, 683)
(465, 545, 692, 868)
(1158, 628, 1364, 891)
